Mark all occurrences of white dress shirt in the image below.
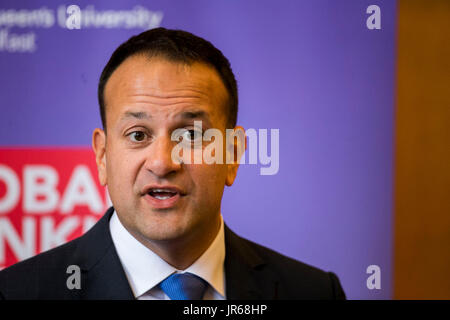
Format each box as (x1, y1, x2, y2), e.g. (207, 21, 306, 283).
(109, 211, 226, 300)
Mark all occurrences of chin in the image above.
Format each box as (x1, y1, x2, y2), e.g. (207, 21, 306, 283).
(138, 221, 190, 242)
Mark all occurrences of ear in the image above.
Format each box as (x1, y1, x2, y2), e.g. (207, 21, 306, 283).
(92, 128, 107, 186)
(225, 126, 247, 186)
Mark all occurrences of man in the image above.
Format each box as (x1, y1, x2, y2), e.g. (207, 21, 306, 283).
(0, 28, 345, 300)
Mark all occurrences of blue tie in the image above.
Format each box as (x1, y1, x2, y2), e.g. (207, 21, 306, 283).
(159, 272, 207, 300)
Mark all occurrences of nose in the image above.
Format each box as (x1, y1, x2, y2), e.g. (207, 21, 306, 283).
(144, 135, 181, 178)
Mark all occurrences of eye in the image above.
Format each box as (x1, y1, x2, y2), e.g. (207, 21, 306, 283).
(182, 128, 203, 143)
(128, 131, 147, 142)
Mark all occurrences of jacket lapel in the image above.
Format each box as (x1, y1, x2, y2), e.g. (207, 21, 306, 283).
(71, 207, 134, 300)
(224, 225, 279, 299)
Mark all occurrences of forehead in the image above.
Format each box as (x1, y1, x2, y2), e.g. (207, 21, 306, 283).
(103, 55, 228, 127)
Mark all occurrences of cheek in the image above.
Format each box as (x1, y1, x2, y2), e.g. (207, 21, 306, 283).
(190, 164, 227, 201)
(106, 149, 139, 197)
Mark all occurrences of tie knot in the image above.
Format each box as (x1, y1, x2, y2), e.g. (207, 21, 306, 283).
(159, 272, 207, 300)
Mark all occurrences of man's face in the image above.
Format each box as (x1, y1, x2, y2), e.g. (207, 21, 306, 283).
(93, 55, 241, 246)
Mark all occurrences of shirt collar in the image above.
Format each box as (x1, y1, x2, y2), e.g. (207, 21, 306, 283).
(109, 210, 225, 299)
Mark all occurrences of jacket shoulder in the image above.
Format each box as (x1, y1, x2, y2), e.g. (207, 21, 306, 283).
(0, 236, 83, 299)
(236, 234, 346, 299)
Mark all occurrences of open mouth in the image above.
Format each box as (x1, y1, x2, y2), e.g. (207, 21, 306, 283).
(143, 186, 184, 209)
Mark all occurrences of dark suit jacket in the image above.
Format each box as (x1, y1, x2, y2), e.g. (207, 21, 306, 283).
(0, 207, 346, 299)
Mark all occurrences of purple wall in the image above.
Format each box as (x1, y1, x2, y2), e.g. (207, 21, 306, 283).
(0, 0, 397, 299)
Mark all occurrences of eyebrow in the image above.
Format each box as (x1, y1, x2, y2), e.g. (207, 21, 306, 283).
(176, 110, 208, 120)
(121, 111, 151, 120)
(120, 110, 211, 124)
(176, 110, 213, 127)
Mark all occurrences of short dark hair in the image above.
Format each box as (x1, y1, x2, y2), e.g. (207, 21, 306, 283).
(98, 27, 238, 131)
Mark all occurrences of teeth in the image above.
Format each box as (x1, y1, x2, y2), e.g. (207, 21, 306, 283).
(154, 195, 171, 200)
(152, 188, 175, 193)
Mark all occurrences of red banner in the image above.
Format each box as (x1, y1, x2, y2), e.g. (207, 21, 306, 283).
(0, 148, 109, 269)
